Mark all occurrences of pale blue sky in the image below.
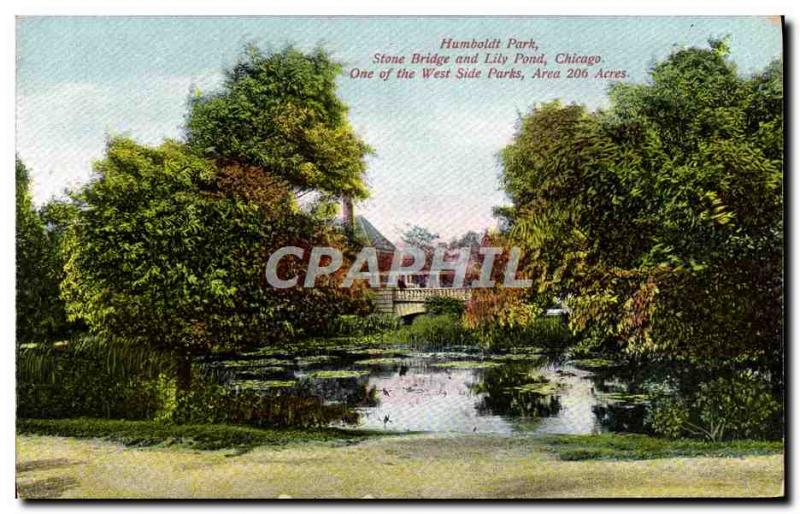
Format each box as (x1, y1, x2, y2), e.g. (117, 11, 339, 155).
(16, 16, 782, 241)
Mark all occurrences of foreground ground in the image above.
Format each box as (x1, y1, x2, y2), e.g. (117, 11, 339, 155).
(16, 430, 784, 499)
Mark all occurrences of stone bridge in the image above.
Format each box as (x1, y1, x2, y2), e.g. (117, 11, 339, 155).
(374, 288, 472, 319)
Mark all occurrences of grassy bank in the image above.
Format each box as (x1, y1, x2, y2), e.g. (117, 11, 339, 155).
(537, 433, 784, 461)
(19, 418, 783, 460)
(17, 418, 387, 452)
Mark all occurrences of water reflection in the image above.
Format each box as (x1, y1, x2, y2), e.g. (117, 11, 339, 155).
(203, 343, 650, 435)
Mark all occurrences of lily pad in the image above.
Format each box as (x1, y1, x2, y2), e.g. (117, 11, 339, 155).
(490, 352, 545, 361)
(514, 381, 564, 395)
(597, 392, 649, 404)
(525, 372, 550, 383)
(241, 347, 285, 357)
(430, 361, 501, 369)
(294, 355, 337, 366)
(408, 351, 476, 360)
(217, 358, 293, 368)
(306, 370, 370, 379)
(508, 346, 545, 354)
(237, 366, 286, 375)
(354, 357, 407, 366)
(571, 358, 618, 370)
(347, 348, 409, 356)
(232, 379, 297, 390)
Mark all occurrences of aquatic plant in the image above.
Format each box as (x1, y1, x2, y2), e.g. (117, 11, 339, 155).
(232, 380, 297, 390)
(394, 314, 476, 348)
(354, 358, 407, 366)
(306, 370, 370, 379)
(570, 358, 617, 370)
(430, 361, 501, 369)
(515, 382, 563, 395)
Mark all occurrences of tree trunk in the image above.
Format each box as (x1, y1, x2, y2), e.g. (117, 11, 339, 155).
(176, 354, 192, 394)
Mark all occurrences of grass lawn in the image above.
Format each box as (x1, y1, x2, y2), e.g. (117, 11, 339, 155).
(537, 433, 784, 461)
(17, 418, 387, 452)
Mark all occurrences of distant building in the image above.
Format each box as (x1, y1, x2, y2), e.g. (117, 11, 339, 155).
(353, 215, 396, 255)
(354, 215, 397, 279)
(340, 197, 457, 288)
(339, 198, 396, 285)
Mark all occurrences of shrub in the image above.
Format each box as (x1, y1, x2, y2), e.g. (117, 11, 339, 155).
(474, 316, 573, 352)
(694, 371, 781, 441)
(16, 337, 171, 420)
(646, 371, 781, 441)
(326, 313, 400, 337)
(645, 395, 690, 439)
(424, 296, 466, 317)
(395, 314, 475, 348)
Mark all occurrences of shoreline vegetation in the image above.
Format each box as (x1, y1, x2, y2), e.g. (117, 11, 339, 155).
(17, 418, 783, 462)
(16, 418, 391, 452)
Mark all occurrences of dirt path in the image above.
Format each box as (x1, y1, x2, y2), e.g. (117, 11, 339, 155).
(16, 433, 783, 499)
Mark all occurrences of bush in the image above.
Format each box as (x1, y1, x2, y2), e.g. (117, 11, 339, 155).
(694, 371, 781, 440)
(646, 371, 781, 441)
(395, 314, 475, 348)
(325, 314, 400, 337)
(424, 296, 466, 317)
(17, 338, 171, 420)
(645, 395, 690, 439)
(474, 316, 573, 352)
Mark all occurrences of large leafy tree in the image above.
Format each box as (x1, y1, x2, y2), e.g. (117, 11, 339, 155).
(186, 46, 371, 200)
(499, 40, 782, 380)
(62, 138, 362, 391)
(62, 46, 372, 393)
(16, 159, 70, 343)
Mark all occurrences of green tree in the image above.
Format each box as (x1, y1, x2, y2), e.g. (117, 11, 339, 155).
(15, 159, 69, 343)
(186, 46, 371, 200)
(61, 138, 362, 393)
(401, 224, 439, 251)
(499, 40, 783, 382)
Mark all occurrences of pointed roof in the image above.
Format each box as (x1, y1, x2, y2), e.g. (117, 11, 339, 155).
(355, 215, 396, 253)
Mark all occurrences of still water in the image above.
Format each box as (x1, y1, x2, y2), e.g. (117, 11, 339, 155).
(204, 343, 647, 435)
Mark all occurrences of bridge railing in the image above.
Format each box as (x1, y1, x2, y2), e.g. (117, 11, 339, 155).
(392, 287, 472, 302)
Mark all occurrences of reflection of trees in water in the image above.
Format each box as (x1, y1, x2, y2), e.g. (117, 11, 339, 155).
(592, 403, 647, 433)
(233, 379, 379, 428)
(471, 363, 562, 419)
(192, 354, 381, 427)
(303, 377, 379, 408)
(585, 365, 656, 434)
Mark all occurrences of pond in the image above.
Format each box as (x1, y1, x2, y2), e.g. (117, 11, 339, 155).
(201, 342, 649, 435)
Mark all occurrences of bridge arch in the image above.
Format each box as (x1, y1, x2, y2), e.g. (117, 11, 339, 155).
(374, 288, 472, 319)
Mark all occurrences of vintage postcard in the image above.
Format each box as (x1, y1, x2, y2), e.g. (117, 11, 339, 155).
(14, 16, 784, 499)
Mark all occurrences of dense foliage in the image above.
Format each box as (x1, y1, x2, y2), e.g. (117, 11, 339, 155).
(17, 337, 170, 420)
(494, 39, 783, 439)
(15, 39, 784, 445)
(61, 138, 364, 391)
(186, 46, 371, 200)
(424, 296, 466, 317)
(645, 371, 781, 441)
(15, 159, 71, 343)
(499, 39, 782, 379)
